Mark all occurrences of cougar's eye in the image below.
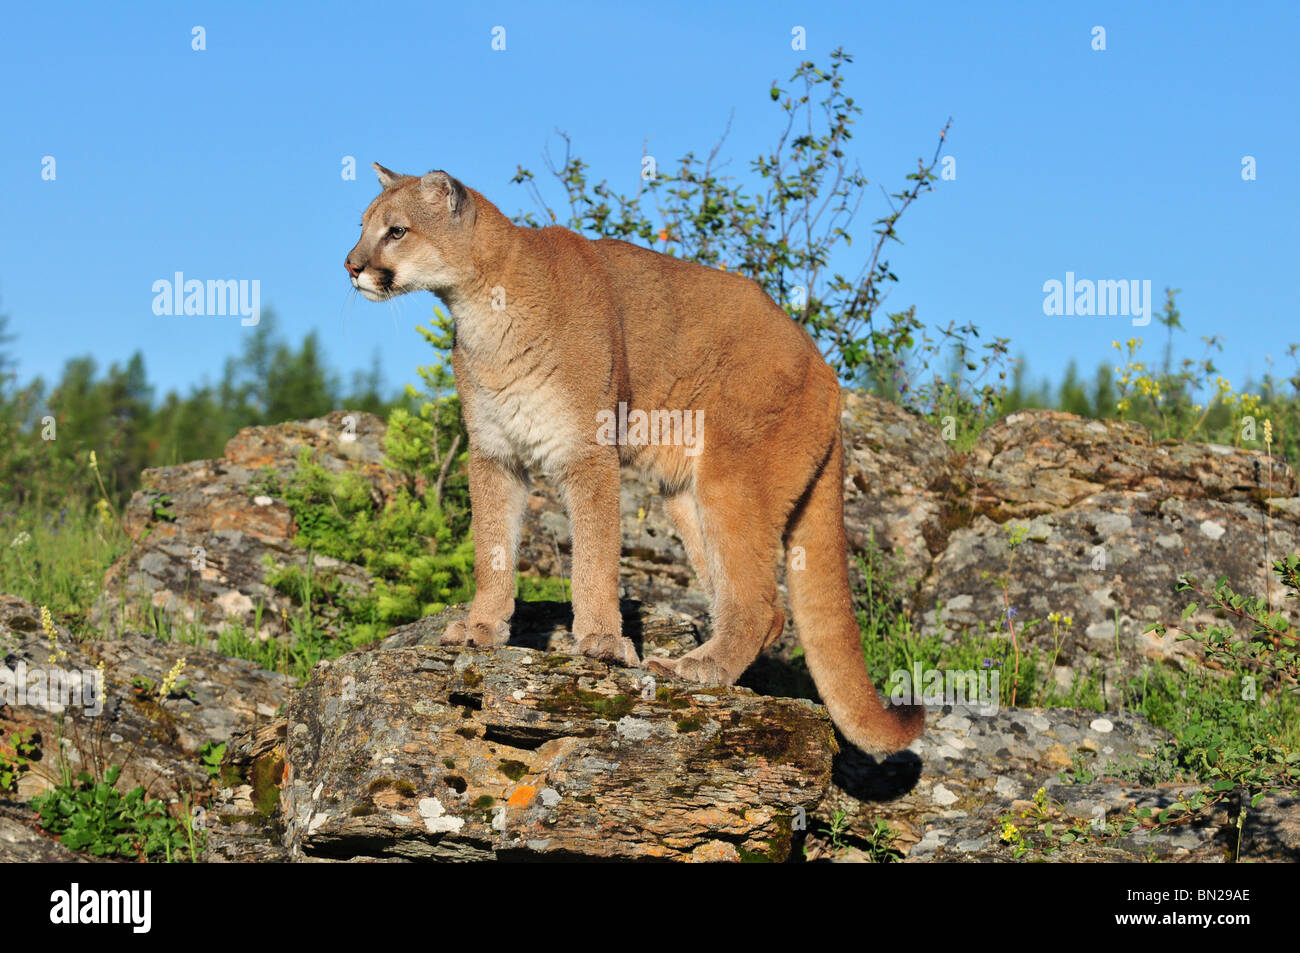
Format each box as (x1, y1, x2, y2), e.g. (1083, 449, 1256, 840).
(388, 226, 407, 240)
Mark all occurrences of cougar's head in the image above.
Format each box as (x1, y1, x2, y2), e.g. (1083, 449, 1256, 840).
(345, 163, 474, 300)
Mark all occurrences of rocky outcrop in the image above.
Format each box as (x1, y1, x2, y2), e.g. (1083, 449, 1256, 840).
(816, 707, 1300, 862)
(88, 411, 394, 646)
(0, 592, 291, 860)
(5, 588, 1298, 863)
(283, 601, 832, 862)
(920, 412, 1297, 693)
(11, 393, 1296, 863)
(271, 601, 1295, 863)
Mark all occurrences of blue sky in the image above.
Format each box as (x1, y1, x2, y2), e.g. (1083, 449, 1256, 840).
(2, 0, 1297, 404)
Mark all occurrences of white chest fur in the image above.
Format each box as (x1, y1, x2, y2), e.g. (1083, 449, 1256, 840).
(452, 302, 580, 474)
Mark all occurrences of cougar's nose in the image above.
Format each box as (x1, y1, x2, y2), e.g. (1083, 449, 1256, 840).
(345, 258, 363, 278)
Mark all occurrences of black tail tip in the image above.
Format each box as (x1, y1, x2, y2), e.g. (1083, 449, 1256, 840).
(876, 702, 926, 756)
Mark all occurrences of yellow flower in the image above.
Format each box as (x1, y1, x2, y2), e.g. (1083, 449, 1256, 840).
(1000, 820, 1022, 844)
(159, 657, 187, 699)
(1264, 419, 1273, 445)
(42, 605, 67, 664)
(88, 450, 98, 472)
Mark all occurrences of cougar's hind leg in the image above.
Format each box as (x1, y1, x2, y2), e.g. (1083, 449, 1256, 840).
(664, 491, 714, 603)
(648, 471, 787, 685)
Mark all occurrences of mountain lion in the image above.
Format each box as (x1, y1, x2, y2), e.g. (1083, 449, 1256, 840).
(345, 164, 924, 756)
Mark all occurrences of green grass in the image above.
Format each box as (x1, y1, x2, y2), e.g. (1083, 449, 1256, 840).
(0, 504, 129, 623)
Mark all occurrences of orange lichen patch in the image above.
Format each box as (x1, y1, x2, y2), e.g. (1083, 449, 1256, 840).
(507, 784, 537, 808)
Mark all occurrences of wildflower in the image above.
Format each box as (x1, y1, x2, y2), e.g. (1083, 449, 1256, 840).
(1000, 820, 1022, 844)
(42, 605, 67, 664)
(159, 657, 187, 699)
(88, 450, 98, 472)
(1264, 419, 1273, 445)
(9, 531, 31, 548)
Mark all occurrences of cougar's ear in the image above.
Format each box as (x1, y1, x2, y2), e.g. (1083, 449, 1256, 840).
(373, 163, 406, 189)
(420, 170, 470, 218)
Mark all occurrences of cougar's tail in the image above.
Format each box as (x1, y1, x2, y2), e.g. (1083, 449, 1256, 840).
(786, 436, 925, 757)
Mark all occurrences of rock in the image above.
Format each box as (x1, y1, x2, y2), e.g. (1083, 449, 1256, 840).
(89, 410, 388, 644)
(915, 489, 1298, 677)
(963, 411, 1295, 520)
(0, 799, 95, 862)
(282, 601, 835, 862)
(202, 722, 293, 862)
(839, 392, 953, 589)
(813, 706, 1300, 863)
(0, 591, 291, 858)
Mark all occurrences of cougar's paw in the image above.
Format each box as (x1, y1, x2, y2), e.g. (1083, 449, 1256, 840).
(644, 656, 679, 678)
(441, 619, 511, 648)
(646, 651, 731, 686)
(576, 633, 640, 667)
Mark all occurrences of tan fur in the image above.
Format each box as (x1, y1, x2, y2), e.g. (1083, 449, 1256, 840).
(345, 164, 925, 756)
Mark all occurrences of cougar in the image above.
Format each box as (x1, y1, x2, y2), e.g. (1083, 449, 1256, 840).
(345, 164, 924, 756)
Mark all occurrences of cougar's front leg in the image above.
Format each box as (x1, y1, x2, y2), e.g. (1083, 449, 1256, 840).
(560, 447, 638, 666)
(441, 451, 527, 648)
